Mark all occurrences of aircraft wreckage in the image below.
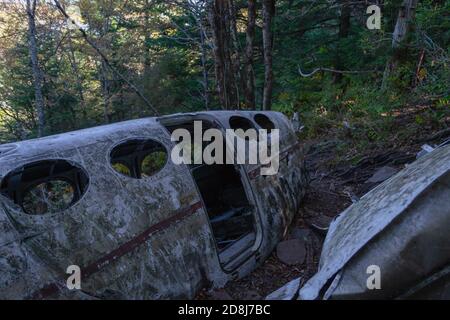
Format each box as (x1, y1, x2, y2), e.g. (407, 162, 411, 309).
(1, 109, 448, 300)
(0, 111, 308, 299)
(267, 142, 450, 300)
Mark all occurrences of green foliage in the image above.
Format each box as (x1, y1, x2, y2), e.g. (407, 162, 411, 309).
(271, 0, 449, 150)
(141, 151, 167, 177)
(0, 0, 448, 146)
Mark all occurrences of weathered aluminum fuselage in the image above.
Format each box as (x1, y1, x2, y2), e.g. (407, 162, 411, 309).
(0, 111, 307, 299)
(266, 143, 450, 300)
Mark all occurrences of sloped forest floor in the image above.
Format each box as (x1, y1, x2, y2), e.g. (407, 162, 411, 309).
(198, 103, 450, 300)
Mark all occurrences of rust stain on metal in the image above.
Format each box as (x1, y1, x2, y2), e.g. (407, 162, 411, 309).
(29, 201, 203, 299)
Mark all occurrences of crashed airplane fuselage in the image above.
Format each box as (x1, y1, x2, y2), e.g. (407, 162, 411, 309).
(0, 111, 307, 299)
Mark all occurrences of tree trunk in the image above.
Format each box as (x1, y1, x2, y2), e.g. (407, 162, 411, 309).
(198, 23, 210, 110)
(333, 1, 351, 84)
(392, 0, 419, 49)
(382, 0, 419, 89)
(101, 60, 111, 123)
(227, 0, 242, 108)
(142, 0, 152, 117)
(26, 0, 45, 137)
(101, 17, 111, 124)
(143, 0, 152, 74)
(245, 0, 256, 109)
(67, 29, 87, 122)
(207, 0, 237, 110)
(262, 0, 275, 111)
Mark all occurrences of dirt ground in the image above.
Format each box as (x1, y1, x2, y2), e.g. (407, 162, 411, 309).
(198, 107, 449, 300)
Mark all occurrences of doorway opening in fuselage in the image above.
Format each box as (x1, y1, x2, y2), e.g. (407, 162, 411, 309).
(162, 118, 257, 269)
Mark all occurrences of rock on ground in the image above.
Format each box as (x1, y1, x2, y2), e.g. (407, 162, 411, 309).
(276, 239, 307, 266)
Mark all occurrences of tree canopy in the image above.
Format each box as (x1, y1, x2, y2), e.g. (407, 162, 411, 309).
(0, 0, 448, 143)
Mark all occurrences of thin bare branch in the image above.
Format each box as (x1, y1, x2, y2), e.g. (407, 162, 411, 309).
(298, 65, 378, 77)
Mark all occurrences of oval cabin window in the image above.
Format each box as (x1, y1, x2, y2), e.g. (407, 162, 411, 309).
(0, 160, 89, 215)
(229, 116, 255, 132)
(254, 114, 275, 131)
(229, 116, 258, 140)
(110, 139, 167, 179)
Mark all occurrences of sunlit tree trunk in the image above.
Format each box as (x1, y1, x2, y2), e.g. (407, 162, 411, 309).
(382, 0, 419, 89)
(392, 0, 419, 49)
